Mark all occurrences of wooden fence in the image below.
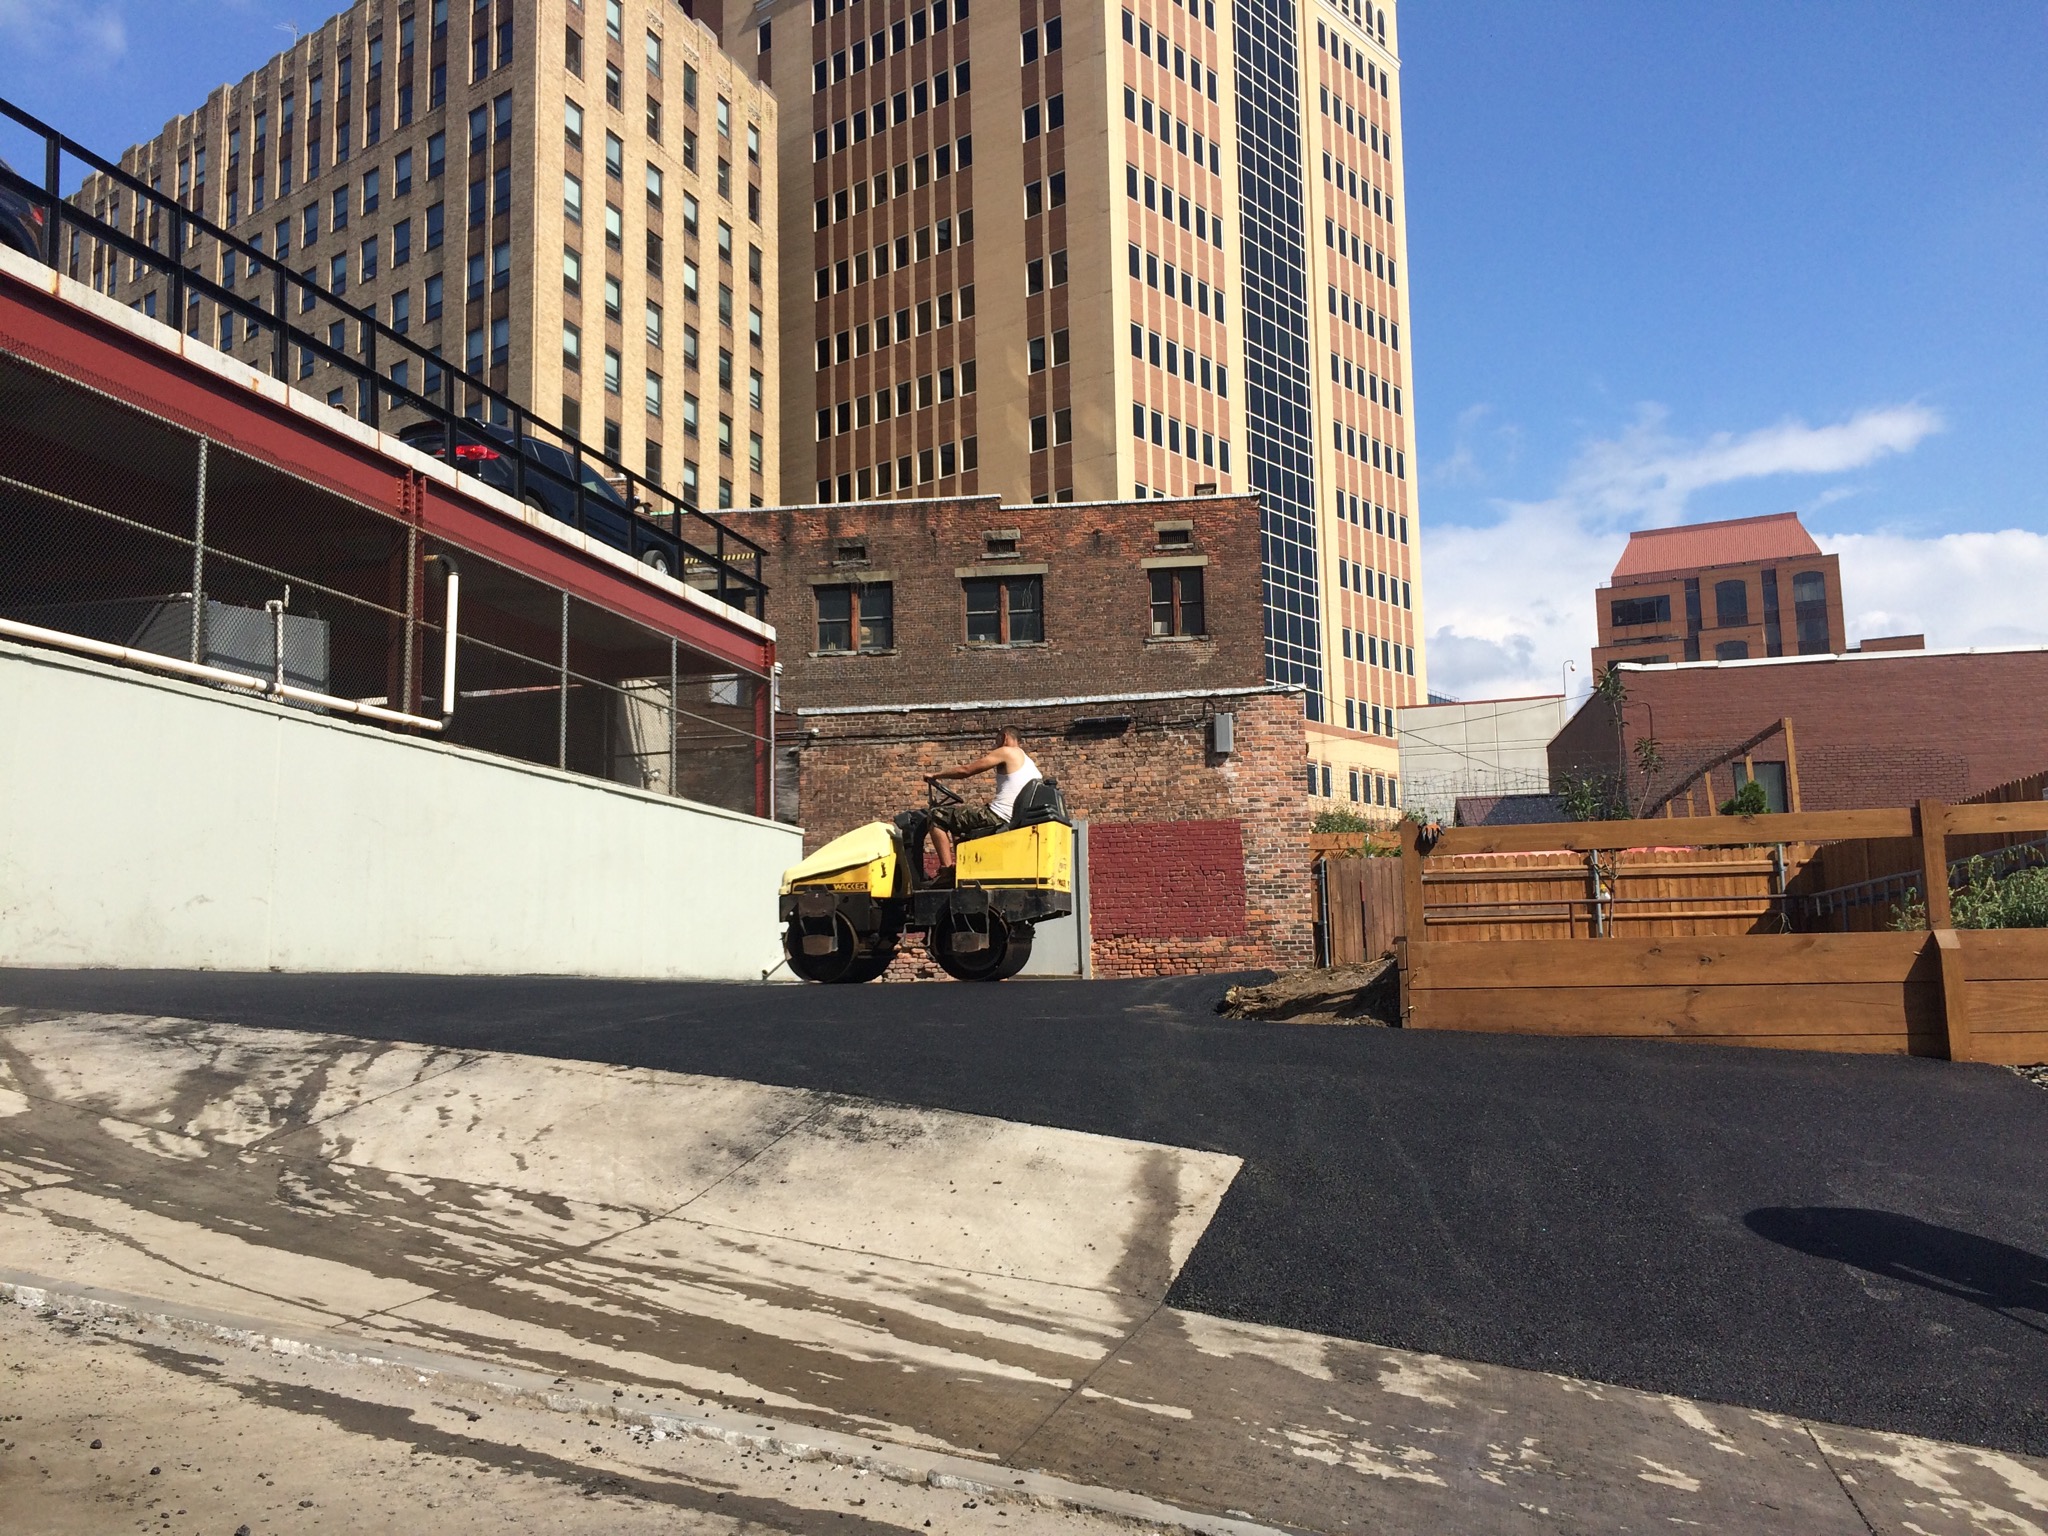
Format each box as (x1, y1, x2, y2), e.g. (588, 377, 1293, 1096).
(1320, 854, 1404, 963)
(1416, 845, 1797, 942)
(1394, 800, 2048, 1062)
(1793, 771, 2048, 931)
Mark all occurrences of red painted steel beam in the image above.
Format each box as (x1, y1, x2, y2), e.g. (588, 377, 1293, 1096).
(0, 274, 774, 675)
(412, 479, 772, 674)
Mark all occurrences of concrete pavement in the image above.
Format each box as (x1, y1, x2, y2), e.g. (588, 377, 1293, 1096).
(0, 1299, 1194, 1536)
(4, 1006, 2046, 1534)
(7, 969, 2044, 1460)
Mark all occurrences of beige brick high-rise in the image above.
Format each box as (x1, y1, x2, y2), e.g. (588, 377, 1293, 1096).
(79, 0, 777, 509)
(715, 0, 1424, 807)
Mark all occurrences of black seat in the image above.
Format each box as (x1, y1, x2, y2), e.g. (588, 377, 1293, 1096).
(1007, 777, 1069, 828)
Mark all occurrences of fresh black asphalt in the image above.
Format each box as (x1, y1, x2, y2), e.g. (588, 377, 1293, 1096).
(3, 969, 2045, 1458)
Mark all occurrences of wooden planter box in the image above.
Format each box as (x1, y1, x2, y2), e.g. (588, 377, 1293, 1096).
(1394, 802, 2048, 1062)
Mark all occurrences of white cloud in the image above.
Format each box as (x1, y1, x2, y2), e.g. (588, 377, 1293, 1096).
(79, 6, 127, 59)
(0, 0, 128, 63)
(1421, 405, 1954, 702)
(1827, 528, 2048, 650)
(1544, 402, 1940, 526)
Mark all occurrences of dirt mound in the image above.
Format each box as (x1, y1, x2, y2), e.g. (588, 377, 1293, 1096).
(1220, 958, 1399, 1026)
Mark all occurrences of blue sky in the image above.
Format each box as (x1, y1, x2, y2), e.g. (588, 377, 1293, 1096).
(1398, 2, 2048, 697)
(3, 2, 2043, 700)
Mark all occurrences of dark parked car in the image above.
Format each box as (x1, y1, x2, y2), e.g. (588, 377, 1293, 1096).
(399, 420, 681, 576)
(0, 158, 47, 258)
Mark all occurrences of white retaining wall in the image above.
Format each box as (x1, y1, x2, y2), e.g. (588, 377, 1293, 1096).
(0, 641, 799, 978)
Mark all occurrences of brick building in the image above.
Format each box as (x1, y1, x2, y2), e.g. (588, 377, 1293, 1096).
(1592, 512, 1848, 672)
(708, 0, 1428, 813)
(1549, 646, 2048, 817)
(77, 0, 777, 510)
(728, 492, 1314, 974)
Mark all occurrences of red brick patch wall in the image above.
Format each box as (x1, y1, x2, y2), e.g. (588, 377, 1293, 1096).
(1087, 820, 1254, 979)
(1089, 821, 1249, 938)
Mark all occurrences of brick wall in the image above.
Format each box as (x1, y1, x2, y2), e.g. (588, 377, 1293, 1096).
(1089, 822, 1249, 938)
(1550, 650, 2048, 813)
(1088, 821, 1252, 976)
(792, 689, 1312, 975)
(738, 490, 1311, 976)
(725, 493, 1268, 709)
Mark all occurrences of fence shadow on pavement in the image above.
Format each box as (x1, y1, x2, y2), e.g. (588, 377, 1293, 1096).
(1745, 1206, 2048, 1335)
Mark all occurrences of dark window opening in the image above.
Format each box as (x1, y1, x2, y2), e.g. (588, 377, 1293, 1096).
(1733, 761, 1790, 814)
(1792, 570, 1830, 654)
(1609, 593, 1671, 629)
(816, 582, 893, 652)
(1150, 566, 1206, 636)
(964, 576, 1042, 645)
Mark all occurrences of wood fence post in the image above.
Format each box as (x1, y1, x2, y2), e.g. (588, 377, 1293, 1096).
(1401, 819, 1427, 944)
(1916, 798, 1952, 930)
(1933, 929, 1974, 1063)
(1781, 717, 1802, 812)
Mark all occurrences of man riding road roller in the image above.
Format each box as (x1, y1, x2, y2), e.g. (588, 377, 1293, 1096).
(777, 728, 1074, 982)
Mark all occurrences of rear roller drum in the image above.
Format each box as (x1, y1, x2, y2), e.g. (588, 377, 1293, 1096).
(929, 913, 1033, 982)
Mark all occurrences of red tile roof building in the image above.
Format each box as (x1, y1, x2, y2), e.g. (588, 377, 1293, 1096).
(1593, 512, 1846, 673)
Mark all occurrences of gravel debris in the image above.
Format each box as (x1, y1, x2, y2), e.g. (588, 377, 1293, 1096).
(1220, 959, 1399, 1025)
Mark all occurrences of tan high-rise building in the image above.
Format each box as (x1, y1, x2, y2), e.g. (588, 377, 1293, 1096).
(79, 0, 777, 510)
(713, 0, 1424, 807)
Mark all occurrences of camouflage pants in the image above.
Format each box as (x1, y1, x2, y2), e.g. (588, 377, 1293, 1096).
(930, 802, 1004, 840)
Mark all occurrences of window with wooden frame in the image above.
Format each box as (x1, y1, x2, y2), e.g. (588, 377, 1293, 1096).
(963, 576, 1042, 644)
(1149, 566, 1206, 636)
(815, 582, 893, 652)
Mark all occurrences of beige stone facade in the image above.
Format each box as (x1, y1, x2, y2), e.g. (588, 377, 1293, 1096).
(76, 0, 776, 509)
(718, 0, 1423, 809)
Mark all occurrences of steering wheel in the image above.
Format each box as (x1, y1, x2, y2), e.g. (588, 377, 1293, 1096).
(925, 775, 964, 807)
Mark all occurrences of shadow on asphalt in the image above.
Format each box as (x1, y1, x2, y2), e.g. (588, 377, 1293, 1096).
(1746, 1206, 2048, 1336)
(4, 969, 2048, 1458)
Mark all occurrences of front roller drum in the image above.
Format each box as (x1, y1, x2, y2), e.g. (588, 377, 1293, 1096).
(784, 907, 899, 984)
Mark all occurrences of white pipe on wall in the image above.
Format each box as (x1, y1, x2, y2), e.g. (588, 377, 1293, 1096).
(0, 615, 447, 732)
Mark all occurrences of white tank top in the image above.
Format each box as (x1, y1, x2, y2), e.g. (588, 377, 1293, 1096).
(990, 752, 1042, 822)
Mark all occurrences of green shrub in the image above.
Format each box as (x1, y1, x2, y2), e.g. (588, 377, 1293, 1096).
(1956, 860, 2048, 929)
(1719, 780, 1770, 816)
(1556, 770, 1626, 822)
(1313, 807, 1376, 835)
(1889, 854, 2048, 930)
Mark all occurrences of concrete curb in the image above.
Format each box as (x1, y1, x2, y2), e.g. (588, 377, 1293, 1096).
(2, 1271, 1299, 1536)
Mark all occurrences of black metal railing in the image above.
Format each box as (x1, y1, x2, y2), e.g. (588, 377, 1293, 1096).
(0, 93, 767, 621)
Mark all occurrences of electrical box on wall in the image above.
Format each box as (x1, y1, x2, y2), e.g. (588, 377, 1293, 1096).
(1211, 711, 1234, 755)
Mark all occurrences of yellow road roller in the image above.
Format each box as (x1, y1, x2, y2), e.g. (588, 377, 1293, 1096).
(778, 778, 1074, 982)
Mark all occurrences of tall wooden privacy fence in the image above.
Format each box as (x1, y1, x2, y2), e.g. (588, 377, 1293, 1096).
(1393, 799, 2048, 1062)
(1319, 854, 1404, 964)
